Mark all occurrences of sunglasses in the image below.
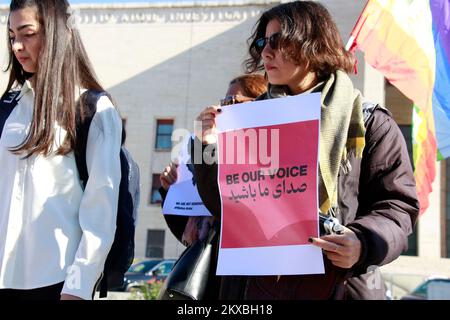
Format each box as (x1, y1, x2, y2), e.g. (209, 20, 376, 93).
(255, 32, 281, 53)
(219, 94, 254, 106)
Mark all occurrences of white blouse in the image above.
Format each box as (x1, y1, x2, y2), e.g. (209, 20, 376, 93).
(0, 81, 122, 300)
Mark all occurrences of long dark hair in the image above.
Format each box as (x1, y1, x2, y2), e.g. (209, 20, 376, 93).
(245, 1, 354, 81)
(4, 0, 105, 157)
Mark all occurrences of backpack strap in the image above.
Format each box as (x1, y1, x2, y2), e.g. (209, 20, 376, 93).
(0, 90, 22, 139)
(74, 90, 107, 186)
(74, 90, 125, 186)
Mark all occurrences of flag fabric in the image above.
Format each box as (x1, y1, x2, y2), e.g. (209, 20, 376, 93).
(349, 0, 450, 214)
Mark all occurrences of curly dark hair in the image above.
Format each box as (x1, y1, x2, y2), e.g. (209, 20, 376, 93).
(244, 1, 354, 81)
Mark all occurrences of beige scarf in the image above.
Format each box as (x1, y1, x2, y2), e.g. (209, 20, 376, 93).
(267, 70, 366, 214)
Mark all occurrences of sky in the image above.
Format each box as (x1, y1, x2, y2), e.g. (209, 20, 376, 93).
(0, 0, 229, 4)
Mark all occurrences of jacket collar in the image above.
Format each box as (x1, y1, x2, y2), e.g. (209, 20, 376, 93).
(18, 80, 33, 100)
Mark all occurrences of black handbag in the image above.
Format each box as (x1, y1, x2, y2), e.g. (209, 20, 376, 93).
(158, 226, 217, 300)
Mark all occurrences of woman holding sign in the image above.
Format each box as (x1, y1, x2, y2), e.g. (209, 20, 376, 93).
(161, 73, 268, 246)
(194, 1, 418, 299)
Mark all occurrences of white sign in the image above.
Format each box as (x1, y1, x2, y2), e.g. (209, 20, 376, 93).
(162, 136, 212, 217)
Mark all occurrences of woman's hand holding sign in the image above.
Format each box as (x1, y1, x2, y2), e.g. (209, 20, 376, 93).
(309, 226, 362, 269)
(160, 163, 178, 190)
(195, 106, 222, 145)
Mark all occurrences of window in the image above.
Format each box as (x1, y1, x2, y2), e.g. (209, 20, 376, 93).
(128, 260, 161, 274)
(384, 78, 413, 126)
(150, 174, 162, 204)
(151, 260, 175, 277)
(146, 230, 165, 258)
(386, 81, 417, 256)
(447, 214, 450, 258)
(403, 223, 419, 256)
(399, 125, 414, 170)
(155, 119, 174, 150)
(398, 125, 418, 256)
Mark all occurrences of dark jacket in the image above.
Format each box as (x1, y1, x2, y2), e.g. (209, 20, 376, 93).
(191, 105, 419, 300)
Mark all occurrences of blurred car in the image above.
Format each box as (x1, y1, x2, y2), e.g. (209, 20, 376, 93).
(401, 277, 450, 300)
(111, 259, 163, 291)
(125, 259, 176, 292)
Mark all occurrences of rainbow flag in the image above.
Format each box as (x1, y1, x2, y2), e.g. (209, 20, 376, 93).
(348, 0, 450, 214)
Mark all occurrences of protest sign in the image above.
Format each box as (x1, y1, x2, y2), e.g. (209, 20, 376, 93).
(215, 93, 324, 275)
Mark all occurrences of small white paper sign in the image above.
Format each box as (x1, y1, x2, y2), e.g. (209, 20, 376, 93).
(162, 136, 212, 216)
